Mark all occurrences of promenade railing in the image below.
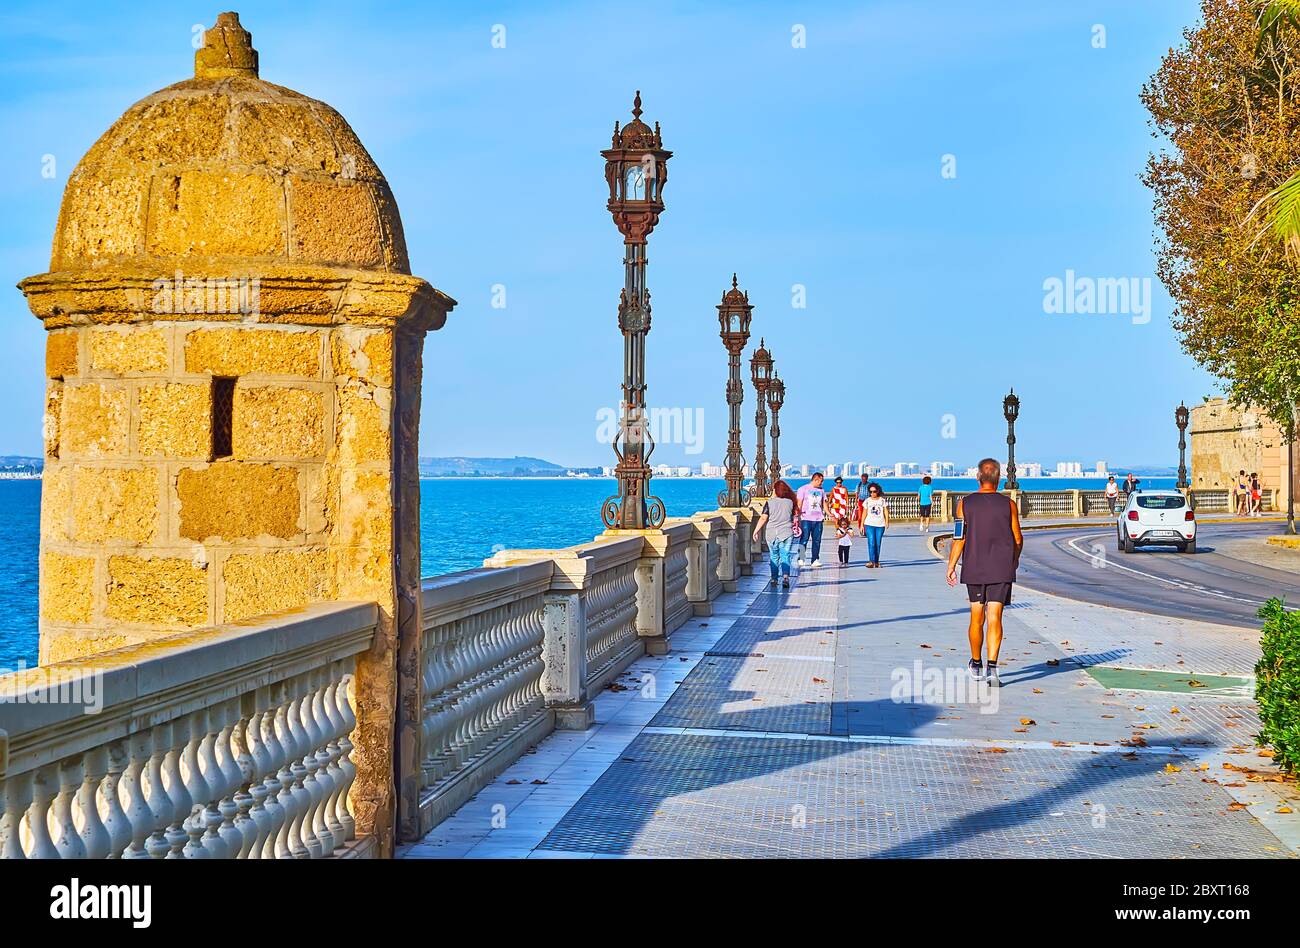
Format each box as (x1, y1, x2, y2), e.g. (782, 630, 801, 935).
(412, 511, 732, 836)
(0, 602, 376, 859)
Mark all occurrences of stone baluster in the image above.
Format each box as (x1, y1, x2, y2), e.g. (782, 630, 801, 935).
(248, 706, 280, 859)
(308, 672, 337, 856)
(52, 756, 88, 859)
(26, 763, 60, 860)
(260, 699, 291, 859)
(178, 712, 209, 859)
(143, 723, 173, 859)
(284, 685, 316, 858)
(100, 741, 134, 858)
(192, 708, 225, 858)
(213, 700, 246, 858)
(297, 673, 327, 858)
(231, 707, 263, 859)
(271, 699, 299, 859)
(335, 675, 357, 842)
(320, 672, 347, 851)
(75, 748, 113, 859)
(161, 720, 193, 859)
(123, 730, 156, 859)
(0, 771, 34, 859)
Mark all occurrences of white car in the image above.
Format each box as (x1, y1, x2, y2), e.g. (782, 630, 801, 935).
(1116, 489, 1196, 554)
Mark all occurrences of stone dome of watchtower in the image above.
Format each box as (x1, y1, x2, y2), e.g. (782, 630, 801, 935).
(50, 11, 409, 274)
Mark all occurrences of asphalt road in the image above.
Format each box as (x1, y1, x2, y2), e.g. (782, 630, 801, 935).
(1014, 521, 1300, 628)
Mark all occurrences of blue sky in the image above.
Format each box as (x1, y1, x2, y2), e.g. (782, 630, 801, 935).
(0, 0, 1213, 469)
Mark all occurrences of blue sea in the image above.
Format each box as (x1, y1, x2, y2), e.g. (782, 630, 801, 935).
(0, 475, 1174, 668)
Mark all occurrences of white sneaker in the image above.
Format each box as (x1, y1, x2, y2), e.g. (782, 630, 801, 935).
(811, 560, 821, 568)
(796, 558, 805, 567)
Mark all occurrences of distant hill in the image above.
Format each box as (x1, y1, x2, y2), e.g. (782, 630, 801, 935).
(0, 456, 42, 471)
(418, 456, 566, 476)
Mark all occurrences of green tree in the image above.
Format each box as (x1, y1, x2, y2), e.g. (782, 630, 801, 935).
(1143, 0, 1300, 435)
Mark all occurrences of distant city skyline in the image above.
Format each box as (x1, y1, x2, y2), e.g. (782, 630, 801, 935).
(0, 1, 1215, 465)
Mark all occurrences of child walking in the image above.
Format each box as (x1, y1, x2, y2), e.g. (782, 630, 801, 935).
(836, 516, 852, 567)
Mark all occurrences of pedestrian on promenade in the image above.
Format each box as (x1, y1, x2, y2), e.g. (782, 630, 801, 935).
(1250, 473, 1262, 516)
(753, 478, 799, 589)
(835, 516, 852, 567)
(861, 481, 889, 567)
(796, 472, 827, 568)
(1124, 472, 1140, 496)
(1236, 470, 1249, 515)
(1105, 475, 1119, 515)
(945, 457, 1023, 687)
(855, 470, 871, 532)
(918, 474, 935, 533)
(828, 476, 850, 524)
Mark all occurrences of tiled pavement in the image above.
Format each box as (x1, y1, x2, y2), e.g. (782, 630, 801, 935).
(402, 531, 1299, 859)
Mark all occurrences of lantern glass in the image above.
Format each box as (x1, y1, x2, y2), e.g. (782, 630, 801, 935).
(625, 165, 647, 201)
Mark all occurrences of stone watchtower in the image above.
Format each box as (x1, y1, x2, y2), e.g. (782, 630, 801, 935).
(18, 12, 453, 850)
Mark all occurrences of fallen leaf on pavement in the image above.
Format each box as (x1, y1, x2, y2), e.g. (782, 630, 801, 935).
(1019, 718, 1036, 726)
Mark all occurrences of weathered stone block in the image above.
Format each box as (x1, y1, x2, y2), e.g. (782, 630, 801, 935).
(233, 385, 325, 458)
(331, 329, 393, 387)
(60, 382, 129, 457)
(46, 330, 80, 378)
(40, 464, 72, 542)
(336, 388, 390, 462)
(138, 382, 212, 458)
(44, 382, 62, 459)
(145, 169, 286, 259)
(289, 177, 383, 269)
(106, 554, 208, 625)
(40, 552, 96, 624)
(89, 327, 169, 375)
(71, 467, 158, 543)
(184, 327, 322, 377)
(177, 461, 300, 540)
(222, 549, 327, 622)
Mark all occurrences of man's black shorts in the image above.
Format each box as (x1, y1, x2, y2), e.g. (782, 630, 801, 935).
(966, 582, 1012, 605)
(918, 504, 932, 517)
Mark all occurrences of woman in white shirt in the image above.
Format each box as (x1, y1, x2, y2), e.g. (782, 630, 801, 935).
(861, 482, 890, 568)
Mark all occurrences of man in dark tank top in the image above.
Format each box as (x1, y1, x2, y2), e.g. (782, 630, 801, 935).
(945, 457, 1023, 686)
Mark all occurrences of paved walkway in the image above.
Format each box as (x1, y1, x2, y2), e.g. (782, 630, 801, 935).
(402, 530, 1299, 859)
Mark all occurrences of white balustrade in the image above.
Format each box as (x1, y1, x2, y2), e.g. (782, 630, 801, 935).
(0, 601, 375, 859)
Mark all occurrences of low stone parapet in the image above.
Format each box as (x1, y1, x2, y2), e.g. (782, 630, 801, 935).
(0, 601, 377, 859)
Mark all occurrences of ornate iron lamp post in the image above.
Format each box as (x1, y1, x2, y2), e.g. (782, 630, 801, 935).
(767, 372, 785, 488)
(599, 91, 672, 530)
(717, 274, 752, 507)
(750, 339, 774, 498)
(1002, 389, 1020, 490)
(1174, 401, 1190, 490)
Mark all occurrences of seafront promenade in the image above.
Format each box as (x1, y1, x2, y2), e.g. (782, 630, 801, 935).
(403, 528, 1299, 859)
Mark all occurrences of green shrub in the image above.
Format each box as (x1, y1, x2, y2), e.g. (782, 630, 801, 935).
(1255, 598, 1300, 775)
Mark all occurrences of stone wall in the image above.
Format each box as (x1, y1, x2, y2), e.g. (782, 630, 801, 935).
(1190, 397, 1297, 509)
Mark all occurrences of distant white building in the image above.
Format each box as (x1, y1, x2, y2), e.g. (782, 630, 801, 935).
(1053, 461, 1083, 477)
(929, 461, 956, 477)
(800, 464, 810, 477)
(1022, 462, 1043, 478)
(1096, 460, 1108, 475)
(701, 462, 724, 477)
(893, 462, 920, 477)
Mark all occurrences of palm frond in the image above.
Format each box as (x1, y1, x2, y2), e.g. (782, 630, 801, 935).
(1258, 0, 1300, 31)
(1249, 170, 1300, 261)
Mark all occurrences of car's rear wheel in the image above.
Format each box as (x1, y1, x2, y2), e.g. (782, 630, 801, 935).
(1121, 530, 1136, 554)
(1181, 540, 1196, 554)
